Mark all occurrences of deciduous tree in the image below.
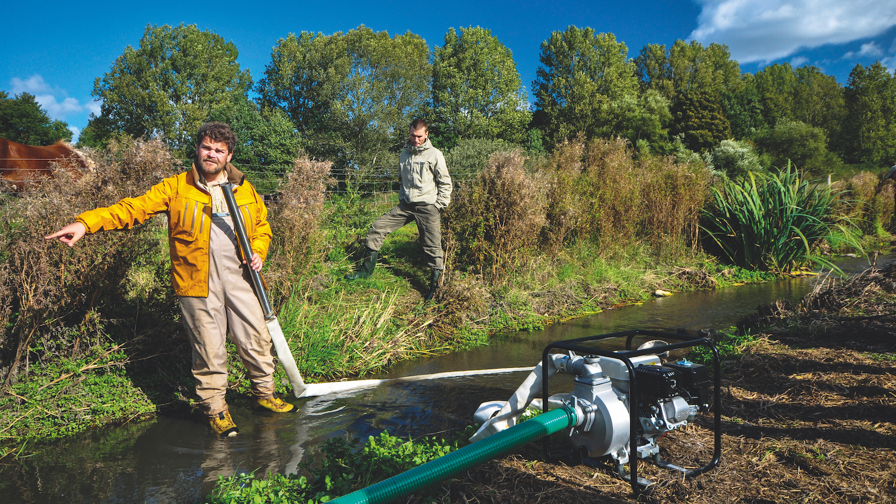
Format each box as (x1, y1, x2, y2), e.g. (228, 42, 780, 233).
(91, 24, 252, 158)
(840, 62, 895, 165)
(0, 92, 72, 145)
(670, 90, 731, 153)
(208, 96, 302, 170)
(257, 26, 431, 172)
(431, 27, 530, 148)
(532, 27, 639, 147)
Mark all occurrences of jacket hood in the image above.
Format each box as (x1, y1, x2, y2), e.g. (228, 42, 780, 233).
(406, 138, 433, 154)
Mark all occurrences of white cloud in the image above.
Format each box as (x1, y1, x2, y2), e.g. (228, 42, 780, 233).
(789, 56, 808, 68)
(690, 0, 896, 63)
(9, 74, 88, 121)
(844, 42, 885, 59)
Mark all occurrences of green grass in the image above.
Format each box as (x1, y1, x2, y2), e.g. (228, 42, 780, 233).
(0, 343, 158, 443)
(689, 328, 760, 366)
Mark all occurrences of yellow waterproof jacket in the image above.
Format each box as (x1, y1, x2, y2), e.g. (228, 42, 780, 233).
(76, 164, 272, 297)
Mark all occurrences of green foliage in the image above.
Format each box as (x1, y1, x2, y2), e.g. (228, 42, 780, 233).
(701, 164, 861, 273)
(792, 66, 846, 143)
(207, 430, 465, 503)
(207, 95, 302, 171)
(670, 90, 732, 153)
(721, 85, 766, 139)
(636, 40, 742, 100)
(600, 89, 672, 151)
(836, 171, 895, 238)
(689, 329, 758, 365)
(0, 343, 157, 442)
(752, 120, 841, 176)
(445, 137, 519, 181)
(532, 27, 639, 147)
(840, 62, 896, 166)
(705, 139, 763, 180)
(432, 27, 531, 145)
(0, 91, 72, 145)
(751, 63, 798, 126)
(91, 24, 252, 158)
(256, 26, 431, 173)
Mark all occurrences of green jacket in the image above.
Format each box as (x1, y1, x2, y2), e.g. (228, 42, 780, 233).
(398, 139, 452, 209)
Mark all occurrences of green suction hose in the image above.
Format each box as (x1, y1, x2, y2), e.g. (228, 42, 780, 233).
(331, 406, 577, 504)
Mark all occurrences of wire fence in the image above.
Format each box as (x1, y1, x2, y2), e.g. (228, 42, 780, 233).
(1, 159, 484, 197)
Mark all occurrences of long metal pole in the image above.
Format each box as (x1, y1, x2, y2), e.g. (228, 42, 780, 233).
(220, 182, 306, 397)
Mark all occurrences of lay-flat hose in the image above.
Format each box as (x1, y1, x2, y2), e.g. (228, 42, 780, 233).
(331, 406, 577, 504)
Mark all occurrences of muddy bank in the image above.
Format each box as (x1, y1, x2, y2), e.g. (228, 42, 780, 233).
(428, 262, 896, 504)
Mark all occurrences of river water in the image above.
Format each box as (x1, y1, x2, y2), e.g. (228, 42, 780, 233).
(0, 256, 882, 504)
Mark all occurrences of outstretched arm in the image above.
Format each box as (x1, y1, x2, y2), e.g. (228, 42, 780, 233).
(45, 221, 88, 247)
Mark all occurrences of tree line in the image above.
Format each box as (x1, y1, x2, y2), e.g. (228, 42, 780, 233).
(6, 23, 896, 177)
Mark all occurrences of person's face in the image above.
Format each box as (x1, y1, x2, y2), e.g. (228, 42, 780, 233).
(409, 126, 428, 146)
(195, 137, 232, 181)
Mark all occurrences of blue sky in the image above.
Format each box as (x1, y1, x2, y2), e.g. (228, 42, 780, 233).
(4, 0, 896, 141)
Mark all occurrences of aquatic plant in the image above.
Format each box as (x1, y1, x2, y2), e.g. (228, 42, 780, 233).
(701, 163, 861, 273)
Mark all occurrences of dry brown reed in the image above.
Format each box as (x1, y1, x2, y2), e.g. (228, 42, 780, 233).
(263, 155, 335, 304)
(442, 149, 547, 279)
(443, 136, 711, 285)
(837, 172, 895, 236)
(0, 137, 181, 387)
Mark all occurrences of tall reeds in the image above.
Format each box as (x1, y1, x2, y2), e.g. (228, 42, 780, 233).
(701, 163, 860, 273)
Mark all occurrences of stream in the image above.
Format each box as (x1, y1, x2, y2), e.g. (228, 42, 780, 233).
(0, 255, 882, 503)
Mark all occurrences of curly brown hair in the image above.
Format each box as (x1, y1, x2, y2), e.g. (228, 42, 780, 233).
(196, 122, 238, 153)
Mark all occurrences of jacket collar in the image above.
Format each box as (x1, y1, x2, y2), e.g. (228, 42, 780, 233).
(406, 138, 432, 154)
(190, 161, 246, 188)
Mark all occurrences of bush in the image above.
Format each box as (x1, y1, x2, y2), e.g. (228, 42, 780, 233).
(701, 163, 860, 273)
(264, 155, 335, 303)
(445, 137, 519, 183)
(442, 149, 547, 278)
(752, 120, 841, 176)
(835, 171, 895, 237)
(705, 139, 763, 180)
(0, 137, 180, 385)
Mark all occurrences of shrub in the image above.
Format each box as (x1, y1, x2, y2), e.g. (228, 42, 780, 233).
(445, 137, 518, 183)
(0, 137, 180, 385)
(639, 154, 710, 257)
(835, 171, 891, 237)
(752, 120, 841, 177)
(705, 139, 763, 180)
(442, 149, 547, 279)
(701, 163, 860, 273)
(264, 155, 335, 303)
(540, 136, 587, 253)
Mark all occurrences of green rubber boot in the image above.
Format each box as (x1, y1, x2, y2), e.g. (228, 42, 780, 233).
(345, 248, 378, 280)
(424, 269, 442, 302)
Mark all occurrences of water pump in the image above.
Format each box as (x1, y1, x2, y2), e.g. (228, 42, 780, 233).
(471, 329, 721, 491)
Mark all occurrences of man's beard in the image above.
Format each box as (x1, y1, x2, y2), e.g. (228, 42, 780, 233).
(198, 158, 225, 179)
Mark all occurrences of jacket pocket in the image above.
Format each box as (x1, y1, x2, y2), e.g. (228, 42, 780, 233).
(170, 197, 206, 241)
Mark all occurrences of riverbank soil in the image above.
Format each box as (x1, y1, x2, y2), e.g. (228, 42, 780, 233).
(432, 262, 896, 503)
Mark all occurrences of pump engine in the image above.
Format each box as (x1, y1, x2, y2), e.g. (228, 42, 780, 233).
(472, 330, 720, 489)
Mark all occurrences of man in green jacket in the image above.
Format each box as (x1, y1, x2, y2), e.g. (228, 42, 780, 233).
(345, 118, 452, 301)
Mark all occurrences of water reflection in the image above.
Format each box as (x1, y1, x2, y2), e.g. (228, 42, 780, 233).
(0, 255, 882, 503)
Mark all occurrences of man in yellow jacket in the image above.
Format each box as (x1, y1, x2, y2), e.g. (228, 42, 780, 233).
(46, 122, 295, 437)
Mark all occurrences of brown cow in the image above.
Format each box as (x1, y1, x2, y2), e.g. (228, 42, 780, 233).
(0, 138, 92, 191)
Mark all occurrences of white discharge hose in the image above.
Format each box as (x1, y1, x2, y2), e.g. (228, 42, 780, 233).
(470, 354, 572, 442)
